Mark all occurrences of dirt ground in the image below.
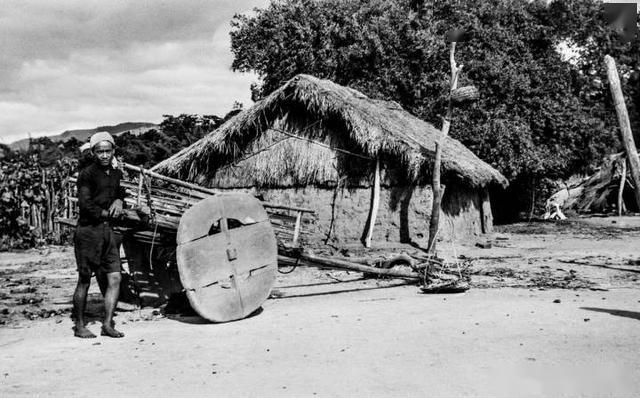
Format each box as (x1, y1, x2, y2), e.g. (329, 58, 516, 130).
(1, 216, 640, 397)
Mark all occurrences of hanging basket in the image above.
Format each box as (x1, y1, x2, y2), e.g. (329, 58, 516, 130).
(451, 85, 479, 104)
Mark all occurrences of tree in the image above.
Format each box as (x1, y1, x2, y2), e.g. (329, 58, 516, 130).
(230, 0, 637, 219)
(545, 0, 639, 143)
(116, 111, 241, 167)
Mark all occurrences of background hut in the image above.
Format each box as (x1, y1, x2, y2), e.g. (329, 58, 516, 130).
(153, 74, 508, 247)
(563, 152, 638, 215)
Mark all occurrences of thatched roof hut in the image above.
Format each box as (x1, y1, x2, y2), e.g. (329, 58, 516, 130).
(153, 74, 507, 190)
(570, 152, 638, 214)
(153, 74, 508, 245)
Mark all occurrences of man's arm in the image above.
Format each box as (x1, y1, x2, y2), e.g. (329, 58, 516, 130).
(77, 171, 108, 221)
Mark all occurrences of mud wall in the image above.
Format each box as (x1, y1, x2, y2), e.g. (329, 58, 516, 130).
(227, 185, 486, 246)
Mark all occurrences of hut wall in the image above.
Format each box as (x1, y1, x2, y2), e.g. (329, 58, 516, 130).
(231, 184, 486, 246)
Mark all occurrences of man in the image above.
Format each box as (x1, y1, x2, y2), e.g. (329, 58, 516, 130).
(73, 132, 125, 338)
(77, 142, 93, 170)
(77, 141, 116, 303)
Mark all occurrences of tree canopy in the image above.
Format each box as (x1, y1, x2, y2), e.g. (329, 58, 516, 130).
(230, 0, 639, 216)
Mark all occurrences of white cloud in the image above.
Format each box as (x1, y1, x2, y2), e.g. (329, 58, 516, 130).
(0, 0, 269, 143)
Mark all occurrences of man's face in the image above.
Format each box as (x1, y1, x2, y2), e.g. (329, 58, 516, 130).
(93, 141, 114, 167)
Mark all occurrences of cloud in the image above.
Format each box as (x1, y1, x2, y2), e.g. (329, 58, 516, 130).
(0, 0, 268, 143)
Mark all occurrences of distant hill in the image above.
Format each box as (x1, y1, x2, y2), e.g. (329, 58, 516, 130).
(9, 122, 159, 151)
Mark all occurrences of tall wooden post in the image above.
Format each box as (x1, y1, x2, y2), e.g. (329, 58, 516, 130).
(137, 167, 144, 207)
(618, 157, 627, 216)
(427, 42, 462, 253)
(605, 55, 640, 210)
(362, 158, 381, 248)
(480, 188, 493, 233)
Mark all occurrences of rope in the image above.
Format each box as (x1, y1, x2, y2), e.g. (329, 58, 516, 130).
(216, 136, 292, 172)
(141, 174, 158, 271)
(148, 221, 158, 271)
(278, 256, 300, 274)
(270, 127, 374, 161)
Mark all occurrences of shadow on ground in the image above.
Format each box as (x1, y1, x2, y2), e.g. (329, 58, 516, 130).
(581, 307, 640, 321)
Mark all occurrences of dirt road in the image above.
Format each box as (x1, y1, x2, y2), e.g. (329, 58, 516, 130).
(2, 287, 639, 397)
(1, 217, 640, 397)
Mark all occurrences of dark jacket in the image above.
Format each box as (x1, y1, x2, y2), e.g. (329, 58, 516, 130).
(77, 162, 126, 226)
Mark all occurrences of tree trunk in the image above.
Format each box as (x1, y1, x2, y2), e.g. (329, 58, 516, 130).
(428, 42, 461, 253)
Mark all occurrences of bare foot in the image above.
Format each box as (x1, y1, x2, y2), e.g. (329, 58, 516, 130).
(74, 325, 96, 339)
(101, 324, 124, 338)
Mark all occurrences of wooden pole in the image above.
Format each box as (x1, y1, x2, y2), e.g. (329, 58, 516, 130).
(44, 187, 51, 233)
(66, 185, 71, 218)
(137, 167, 144, 207)
(428, 42, 462, 253)
(605, 55, 640, 210)
(280, 253, 420, 280)
(362, 158, 381, 248)
(618, 157, 627, 216)
(292, 211, 302, 246)
(123, 162, 218, 196)
(122, 162, 315, 214)
(480, 188, 493, 233)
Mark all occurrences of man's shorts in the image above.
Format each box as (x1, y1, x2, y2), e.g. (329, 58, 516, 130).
(74, 222, 121, 279)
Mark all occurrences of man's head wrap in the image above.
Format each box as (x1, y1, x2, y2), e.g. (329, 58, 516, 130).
(89, 131, 115, 149)
(79, 142, 91, 153)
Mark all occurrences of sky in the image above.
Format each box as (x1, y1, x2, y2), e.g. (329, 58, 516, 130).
(0, 0, 269, 143)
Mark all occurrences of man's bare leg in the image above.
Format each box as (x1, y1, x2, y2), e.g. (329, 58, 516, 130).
(96, 271, 107, 296)
(96, 271, 117, 328)
(73, 277, 96, 338)
(101, 272, 124, 338)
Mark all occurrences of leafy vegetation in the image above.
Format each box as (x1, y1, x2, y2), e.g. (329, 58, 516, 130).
(114, 111, 240, 167)
(230, 0, 639, 219)
(0, 109, 242, 250)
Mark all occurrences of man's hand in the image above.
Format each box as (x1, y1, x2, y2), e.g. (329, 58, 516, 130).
(135, 205, 150, 217)
(108, 199, 123, 218)
(134, 205, 151, 224)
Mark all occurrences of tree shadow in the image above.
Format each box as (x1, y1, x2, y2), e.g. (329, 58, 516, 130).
(581, 307, 640, 321)
(269, 280, 415, 299)
(278, 278, 366, 289)
(389, 185, 414, 244)
(570, 263, 640, 274)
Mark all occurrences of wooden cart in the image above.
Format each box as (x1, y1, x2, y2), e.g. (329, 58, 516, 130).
(60, 163, 454, 323)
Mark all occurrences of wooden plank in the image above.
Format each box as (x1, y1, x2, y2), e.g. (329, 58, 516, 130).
(605, 55, 640, 210)
(262, 202, 315, 214)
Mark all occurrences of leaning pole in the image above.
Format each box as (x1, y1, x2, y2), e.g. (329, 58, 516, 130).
(604, 55, 640, 211)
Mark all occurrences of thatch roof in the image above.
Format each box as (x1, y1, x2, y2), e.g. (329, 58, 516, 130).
(153, 74, 508, 189)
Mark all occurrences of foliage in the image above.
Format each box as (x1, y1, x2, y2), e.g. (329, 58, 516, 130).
(0, 153, 76, 250)
(0, 107, 242, 249)
(230, 0, 639, 218)
(116, 110, 241, 167)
